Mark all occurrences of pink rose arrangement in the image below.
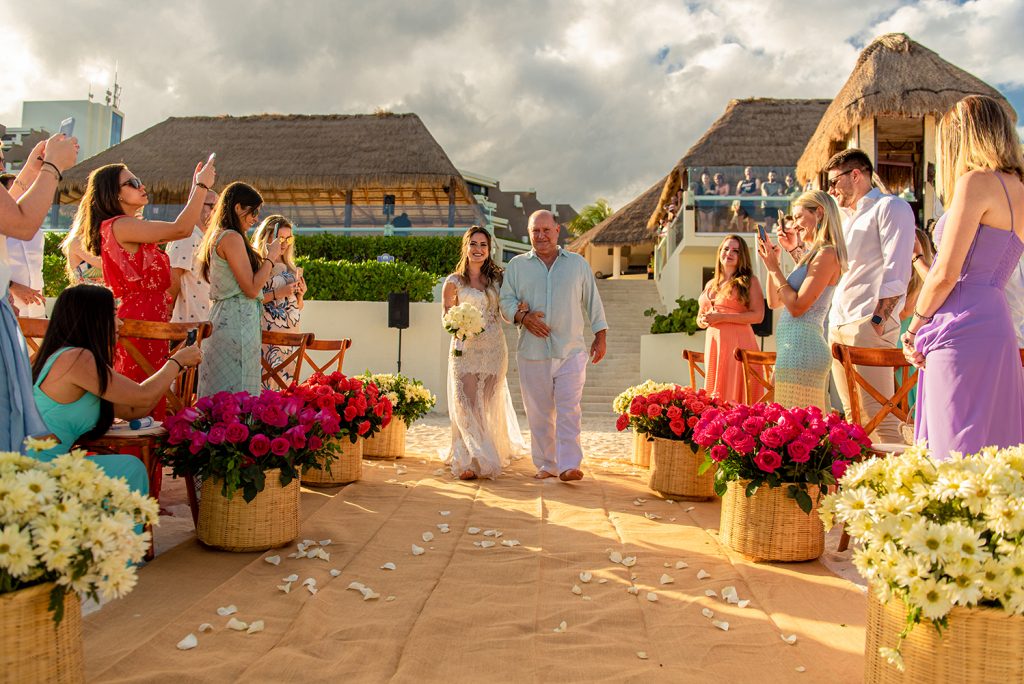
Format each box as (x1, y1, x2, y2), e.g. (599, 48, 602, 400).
(291, 372, 392, 445)
(615, 384, 727, 448)
(692, 402, 871, 513)
(159, 389, 345, 502)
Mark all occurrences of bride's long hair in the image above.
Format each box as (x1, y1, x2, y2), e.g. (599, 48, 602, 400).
(451, 228, 504, 305)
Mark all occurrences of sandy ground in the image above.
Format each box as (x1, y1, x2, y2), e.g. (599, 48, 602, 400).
(149, 412, 863, 587)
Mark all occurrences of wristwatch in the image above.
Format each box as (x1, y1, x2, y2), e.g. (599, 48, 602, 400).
(871, 314, 884, 326)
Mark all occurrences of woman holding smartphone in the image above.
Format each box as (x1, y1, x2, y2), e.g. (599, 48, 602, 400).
(251, 215, 306, 389)
(195, 182, 282, 397)
(759, 191, 846, 411)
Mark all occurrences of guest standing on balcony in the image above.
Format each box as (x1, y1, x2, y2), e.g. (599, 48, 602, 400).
(903, 95, 1024, 459)
(252, 215, 306, 389)
(196, 182, 282, 397)
(696, 234, 764, 403)
(737, 166, 760, 233)
(759, 191, 847, 411)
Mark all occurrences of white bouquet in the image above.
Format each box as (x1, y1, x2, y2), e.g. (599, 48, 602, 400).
(442, 302, 485, 357)
(0, 438, 160, 624)
(822, 444, 1024, 671)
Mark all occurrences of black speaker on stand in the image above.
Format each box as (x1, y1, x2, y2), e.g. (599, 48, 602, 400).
(388, 292, 410, 373)
(751, 298, 773, 350)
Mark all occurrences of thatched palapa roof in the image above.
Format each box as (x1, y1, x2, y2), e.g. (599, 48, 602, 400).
(648, 98, 831, 230)
(797, 33, 1016, 182)
(566, 176, 666, 253)
(59, 113, 476, 208)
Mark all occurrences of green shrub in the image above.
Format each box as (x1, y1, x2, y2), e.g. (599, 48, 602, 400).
(42, 254, 69, 298)
(296, 256, 436, 303)
(44, 231, 67, 258)
(295, 234, 462, 276)
(644, 297, 700, 335)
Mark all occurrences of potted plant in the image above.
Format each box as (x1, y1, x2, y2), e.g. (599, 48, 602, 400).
(292, 372, 392, 485)
(160, 389, 339, 551)
(693, 403, 870, 561)
(356, 372, 434, 460)
(823, 445, 1024, 682)
(616, 384, 728, 499)
(612, 380, 676, 468)
(1, 440, 158, 683)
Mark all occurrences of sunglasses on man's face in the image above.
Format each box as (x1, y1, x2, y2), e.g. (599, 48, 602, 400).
(120, 177, 143, 190)
(827, 169, 855, 189)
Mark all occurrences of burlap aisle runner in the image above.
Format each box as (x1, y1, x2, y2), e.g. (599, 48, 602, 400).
(84, 455, 866, 683)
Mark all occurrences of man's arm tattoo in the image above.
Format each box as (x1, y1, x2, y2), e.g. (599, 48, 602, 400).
(873, 296, 900, 322)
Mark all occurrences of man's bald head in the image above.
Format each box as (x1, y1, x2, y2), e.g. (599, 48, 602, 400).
(529, 210, 557, 229)
(527, 210, 560, 259)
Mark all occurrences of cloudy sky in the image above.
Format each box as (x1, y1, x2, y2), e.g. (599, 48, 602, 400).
(3, 0, 1022, 211)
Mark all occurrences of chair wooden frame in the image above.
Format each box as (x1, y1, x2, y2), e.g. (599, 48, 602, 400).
(260, 331, 314, 390)
(17, 317, 48, 363)
(301, 338, 353, 376)
(682, 350, 706, 390)
(733, 349, 776, 404)
(830, 342, 918, 552)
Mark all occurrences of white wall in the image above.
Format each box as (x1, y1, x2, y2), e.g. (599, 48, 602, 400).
(299, 300, 450, 413)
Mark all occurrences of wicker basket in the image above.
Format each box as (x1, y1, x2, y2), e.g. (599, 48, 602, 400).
(197, 468, 300, 552)
(1, 582, 83, 684)
(719, 479, 824, 562)
(363, 418, 406, 460)
(647, 438, 715, 500)
(631, 428, 652, 468)
(864, 587, 1024, 683)
(301, 437, 363, 486)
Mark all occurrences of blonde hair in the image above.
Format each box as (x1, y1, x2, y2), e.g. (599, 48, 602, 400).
(59, 221, 86, 280)
(937, 95, 1024, 206)
(709, 234, 753, 306)
(252, 215, 296, 273)
(793, 190, 849, 271)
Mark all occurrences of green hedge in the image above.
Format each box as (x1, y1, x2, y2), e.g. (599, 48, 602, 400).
(295, 234, 461, 276)
(44, 231, 66, 258)
(42, 254, 69, 298)
(295, 256, 436, 303)
(644, 297, 700, 335)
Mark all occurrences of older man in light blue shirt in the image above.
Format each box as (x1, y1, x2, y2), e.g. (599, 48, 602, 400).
(499, 211, 608, 481)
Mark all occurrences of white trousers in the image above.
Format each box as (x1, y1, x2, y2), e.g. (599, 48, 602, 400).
(517, 351, 587, 475)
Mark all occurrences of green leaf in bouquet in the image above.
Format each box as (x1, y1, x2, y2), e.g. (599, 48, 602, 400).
(786, 484, 799, 499)
(698, 459, 712, 476)
(795, 490, 813, 515)
(745, 480, 760, 498)
(49, 585, 66, 626)
(714, 479, 728, 498)
(279, 468, 294, 489)
(822, 471, 837, 486)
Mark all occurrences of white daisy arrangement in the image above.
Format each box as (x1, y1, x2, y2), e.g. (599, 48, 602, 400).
(355, 372, 436, 425)
(0, 438, 159, 624)
(612, 380, 676, 415)
(821, 444, 1024, 671)
(442, 302, 485, 357)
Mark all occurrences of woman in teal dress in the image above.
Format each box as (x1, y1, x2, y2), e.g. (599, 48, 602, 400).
(757, 191, 848, 411)
(30, 284, 203, 492)
(896, 228, 934, 411)
(195, 183, 283, 397)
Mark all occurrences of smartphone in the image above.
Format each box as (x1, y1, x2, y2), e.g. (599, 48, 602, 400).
(185, 329, 197, 347)
(758, 223, 768, 244)
(59, 117, 75, 138)
(296, 267, 303, 280)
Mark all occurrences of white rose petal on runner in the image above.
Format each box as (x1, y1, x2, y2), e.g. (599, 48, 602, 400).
(442, 302, 485, 357)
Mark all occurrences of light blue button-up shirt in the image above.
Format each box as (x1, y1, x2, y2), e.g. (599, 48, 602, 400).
(499, 248, 608, 361)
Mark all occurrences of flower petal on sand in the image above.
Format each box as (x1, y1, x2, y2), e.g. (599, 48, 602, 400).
(247, 621, 264, 634)
(440, 511, 450, 516)
(713, 621, 729, 631)
(572, 585, 582, 595)
(302, 578, 316, 587)
(782, 634, 797, 645)
(277, 583, 291, 593)
(580, 572, 593, 583)
(199, 623, 213, 632)
(318, 539, 332, 546)
(598, 579, 608, 584)
(684, 507, 695, 512)
(696, 570, 711, 580)
(226, 618, 247, 631)
(360, 588, 380, 600)
(702, 608, 714, 618)
(481, 540, 495, 548)
(347, 582, 364, 591)
(553, 620, 568, 633)
(675, 561, 688, 569)
(627, 586, 639, 595)
(796, 666, 805, 672)
(660, 574, 674, 585)
(637, 652, 648, 659)
(501, 540, 519, 547)
(738, 600, 750, 608)
(705, 590, 718, 597)
(283, 574, 298, 582)
(307, 586, 318, 595)
(330, 570, 341, 577)
(412, 544, 425, 556)
(609, 551, 623, 564)
(647, 592, 658, 602)
(177, 634, 198, 650)
(433, 469, 445, 475)
(422, 532, 434, 542)
(217, 606, 238, 616)
(645, 513, 662, 520)
(622, 557, 637, 567)
(264, 555, 281, 565)
(380, 562, 396, 570)
(468, 528, 480, 534)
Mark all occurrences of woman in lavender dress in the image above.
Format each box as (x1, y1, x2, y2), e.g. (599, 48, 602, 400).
(903, 96, 1024, 458)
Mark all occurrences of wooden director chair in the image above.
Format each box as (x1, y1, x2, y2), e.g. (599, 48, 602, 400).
(830, 342, 918, 552)
(17, 317, 48, 363)
(301, 338, 354, 376)
(681, 350, 705, 391)
(733, 349, 777, 404)
(260, 331, 314, 390)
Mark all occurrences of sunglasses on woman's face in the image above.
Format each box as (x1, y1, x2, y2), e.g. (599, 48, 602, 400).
(120, 178, 143, 190)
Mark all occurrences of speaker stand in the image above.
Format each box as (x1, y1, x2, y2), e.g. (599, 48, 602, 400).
(397, 328, 402, 374)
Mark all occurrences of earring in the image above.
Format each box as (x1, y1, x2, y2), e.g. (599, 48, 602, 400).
(118, 197, 123, 202)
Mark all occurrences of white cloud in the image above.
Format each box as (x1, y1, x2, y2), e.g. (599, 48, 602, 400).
(2, 0, 1020, 211)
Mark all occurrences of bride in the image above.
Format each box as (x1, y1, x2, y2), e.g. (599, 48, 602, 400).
(440, 227, 527, 479)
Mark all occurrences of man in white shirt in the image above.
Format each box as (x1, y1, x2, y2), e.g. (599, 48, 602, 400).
(166, 190, 217, 323)
(823, 149, 915, 443)
(2, 175, 47, 317)
(1004, 259, 1024, 347)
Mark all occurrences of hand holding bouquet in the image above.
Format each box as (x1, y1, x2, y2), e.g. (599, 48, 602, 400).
(443, 302, 485, 357)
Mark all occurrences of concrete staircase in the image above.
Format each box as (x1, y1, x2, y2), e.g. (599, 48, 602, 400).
(502, 278, 664, 418)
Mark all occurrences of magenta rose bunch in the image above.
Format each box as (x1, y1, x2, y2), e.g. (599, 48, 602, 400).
(615, 384, 728, 447)
(292, 372, 392, 443)
(159, 389, 344, 502)
(692, 402, 871, 513)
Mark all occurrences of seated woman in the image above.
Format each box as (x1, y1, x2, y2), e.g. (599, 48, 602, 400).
(30, 284, 203, 495)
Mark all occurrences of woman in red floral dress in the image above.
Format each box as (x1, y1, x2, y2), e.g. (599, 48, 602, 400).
(78, 158, 216, 499)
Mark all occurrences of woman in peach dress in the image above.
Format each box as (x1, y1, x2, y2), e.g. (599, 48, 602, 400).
(696, 234, 765, 404)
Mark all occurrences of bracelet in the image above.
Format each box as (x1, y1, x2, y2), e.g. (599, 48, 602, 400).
(776, 283, 787, 294)
(195, 182, 210, 191)
(14, 177, 28, 190)
(40, 161, 62, 181)
(166, 357, 185, 373)
(912, 254, 924, 264)
(914, 307, 933, 322)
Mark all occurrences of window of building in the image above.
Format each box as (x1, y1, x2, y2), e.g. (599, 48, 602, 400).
(110, 113, 123, 147)
(467, 183, 489, 197)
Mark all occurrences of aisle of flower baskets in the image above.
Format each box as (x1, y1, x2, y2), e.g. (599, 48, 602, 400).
(5, 372, 1020, 682)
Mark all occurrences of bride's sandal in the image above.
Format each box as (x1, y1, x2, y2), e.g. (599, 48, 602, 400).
(459, 470, 478, 480)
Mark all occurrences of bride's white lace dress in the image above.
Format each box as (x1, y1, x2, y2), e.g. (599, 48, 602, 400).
(440, 275, 527, 478)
